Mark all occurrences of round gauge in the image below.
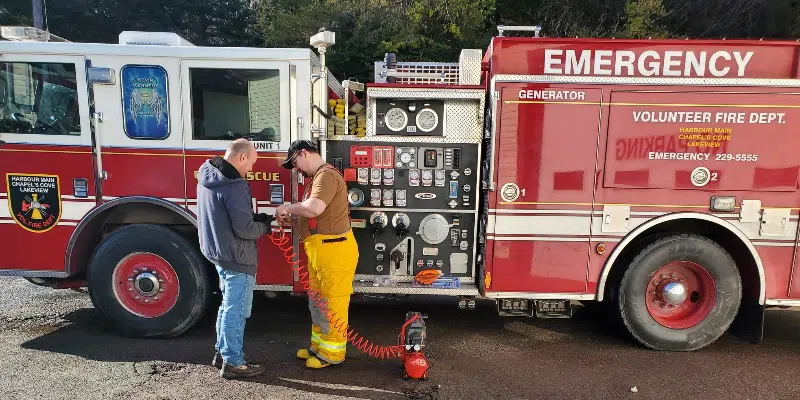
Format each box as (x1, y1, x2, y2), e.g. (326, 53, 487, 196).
(383, 189, 393, 199)
(384, 108, 408, 132)
(371, 169, 381, 179)
(409, 169, 420, 179)
(400, 152, 412, 164)
(416, 108, 439, 132)
(358, 169, 368, 178)
(422, 169, 433, 179)
(409, 162, 416, 168)
(409, 148, 416, 154)
(383, 169, 394, 179)
(396, 190, 406, 200)
(347, 188, 365, 206)
(435, 170, 445, 179)
(396, 147, 402, 154)
(396, 161, 403, 168)
(371, 189, 381, 199)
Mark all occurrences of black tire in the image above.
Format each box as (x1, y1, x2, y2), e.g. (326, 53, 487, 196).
(87, 223, 212, 338)
(618, 234, 741, 351)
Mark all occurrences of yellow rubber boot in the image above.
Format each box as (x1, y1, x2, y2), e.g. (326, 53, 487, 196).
(305, 356, 332, 369)
(296, 349, 313, 360)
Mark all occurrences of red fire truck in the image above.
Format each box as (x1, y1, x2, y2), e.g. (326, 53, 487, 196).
(2, 24, 799, 351)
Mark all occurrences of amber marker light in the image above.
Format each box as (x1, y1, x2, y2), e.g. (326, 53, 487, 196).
(596, 243, 606, 255)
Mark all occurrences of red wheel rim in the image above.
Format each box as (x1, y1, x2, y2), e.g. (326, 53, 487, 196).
(644, 261, 716, 329)
(112, 252, 180, 318)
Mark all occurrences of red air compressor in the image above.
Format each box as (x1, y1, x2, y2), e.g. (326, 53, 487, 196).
(399, 311, 430, 380)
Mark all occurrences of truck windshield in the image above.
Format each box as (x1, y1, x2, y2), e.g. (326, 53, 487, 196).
(0, 61, 80, 136)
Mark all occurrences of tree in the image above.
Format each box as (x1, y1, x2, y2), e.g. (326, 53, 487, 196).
(622, 0, 669, 38)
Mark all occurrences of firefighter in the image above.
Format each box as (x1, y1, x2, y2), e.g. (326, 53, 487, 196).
(276, 139, 359, 369)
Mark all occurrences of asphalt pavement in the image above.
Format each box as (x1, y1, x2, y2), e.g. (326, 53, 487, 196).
(1, 276, 800, 400)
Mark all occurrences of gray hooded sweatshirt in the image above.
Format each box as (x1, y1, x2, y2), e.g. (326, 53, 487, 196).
(196, 156, 268, 276)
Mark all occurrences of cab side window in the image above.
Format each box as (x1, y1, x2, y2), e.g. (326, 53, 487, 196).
(188, 68, 282, 142)
(0, 62, 80, 136)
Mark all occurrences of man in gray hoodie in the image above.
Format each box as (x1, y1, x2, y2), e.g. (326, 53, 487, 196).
(196, 138, 274, 379)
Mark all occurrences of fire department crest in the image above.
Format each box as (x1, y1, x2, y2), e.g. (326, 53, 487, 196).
(6, 173, 61, 233)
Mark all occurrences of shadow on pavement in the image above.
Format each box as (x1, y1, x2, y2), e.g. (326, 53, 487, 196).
(18, 293, 800, 399)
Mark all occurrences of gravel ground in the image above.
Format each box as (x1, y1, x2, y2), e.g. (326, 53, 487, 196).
(1, 276, 800, 400)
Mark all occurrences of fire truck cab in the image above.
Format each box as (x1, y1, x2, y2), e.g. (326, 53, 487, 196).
(2, 25, 800, 352)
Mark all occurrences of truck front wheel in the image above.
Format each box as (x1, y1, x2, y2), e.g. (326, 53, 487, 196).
(87, 224, 211, 338)
(618, 234, 741, 351)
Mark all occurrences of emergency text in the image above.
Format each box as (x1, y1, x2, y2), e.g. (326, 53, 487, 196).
(543, 49, 754, 77)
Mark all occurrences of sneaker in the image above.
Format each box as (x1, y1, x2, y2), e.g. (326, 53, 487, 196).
(220, 362, 265, 379)
(212, 352, 222, 368)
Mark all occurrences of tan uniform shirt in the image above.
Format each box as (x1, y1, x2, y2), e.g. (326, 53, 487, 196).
(298, 165, 350, 240)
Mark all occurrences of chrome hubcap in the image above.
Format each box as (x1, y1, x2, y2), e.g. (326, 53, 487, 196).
(660, 281, 687, 306)
(134, 271, 161, 297)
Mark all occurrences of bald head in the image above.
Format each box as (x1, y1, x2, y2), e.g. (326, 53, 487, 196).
(224, 138, 258, 177)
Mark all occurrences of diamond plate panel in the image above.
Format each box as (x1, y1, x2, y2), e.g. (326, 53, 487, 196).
(353, 281, 480, 296)
(493, 74, 800, 87)
(459, 49, 483, 85)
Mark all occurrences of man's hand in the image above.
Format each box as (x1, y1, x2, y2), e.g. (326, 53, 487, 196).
(275, 205, 291, 226)
(276, 205, 289, 219)
(253, 213, 275, 225)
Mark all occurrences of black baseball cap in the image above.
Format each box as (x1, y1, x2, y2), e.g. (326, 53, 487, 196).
(281, 139, 318, 169)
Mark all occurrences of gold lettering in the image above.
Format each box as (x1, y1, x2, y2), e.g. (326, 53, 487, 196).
(192, 170, 280, 181)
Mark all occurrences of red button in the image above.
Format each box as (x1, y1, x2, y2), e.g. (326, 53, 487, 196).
(344, 168, 357, 182)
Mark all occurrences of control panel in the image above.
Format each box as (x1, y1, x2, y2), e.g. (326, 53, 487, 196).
(326, 139, 480, 283)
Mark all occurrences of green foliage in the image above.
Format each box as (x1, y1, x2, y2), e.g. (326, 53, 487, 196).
(3, 0, 800, 82)
(623, 0, 668, 38)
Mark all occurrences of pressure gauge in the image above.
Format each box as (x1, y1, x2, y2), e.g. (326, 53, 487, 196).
(371, 169, 381, 180)
(384, 108, 408, 132)
(409, 169, 421, 187)
(396, 190, 406, 200)
(422, 170, 433, 180)
(416, 108, 438, 132)
(399, 152, 412, 164)
(382, 189, 394, 206)
(370, 189, 381, 206)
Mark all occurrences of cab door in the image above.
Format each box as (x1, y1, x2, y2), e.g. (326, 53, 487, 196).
(179, 58, 296, 287)
(84, 55, 185, 201)
(0, 53, 95, 276)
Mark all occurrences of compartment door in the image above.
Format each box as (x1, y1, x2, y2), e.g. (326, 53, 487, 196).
(489, 84, 602, 293)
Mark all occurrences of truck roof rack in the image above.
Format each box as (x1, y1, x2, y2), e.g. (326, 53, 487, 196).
(0, 26, 69, 42)
(373, 49, 483, 85)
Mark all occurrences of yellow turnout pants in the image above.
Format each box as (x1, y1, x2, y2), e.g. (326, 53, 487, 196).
(303, 230, 359, 364)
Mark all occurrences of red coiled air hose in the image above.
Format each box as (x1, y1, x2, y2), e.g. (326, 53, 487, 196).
(268, 226, 406, 360)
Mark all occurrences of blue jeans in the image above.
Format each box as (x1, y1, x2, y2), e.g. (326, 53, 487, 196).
(215, 265, 256, 367)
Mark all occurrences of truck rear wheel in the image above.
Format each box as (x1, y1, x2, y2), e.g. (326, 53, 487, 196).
(87, 224, 211, 338)
(618, 234, 741, 351)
